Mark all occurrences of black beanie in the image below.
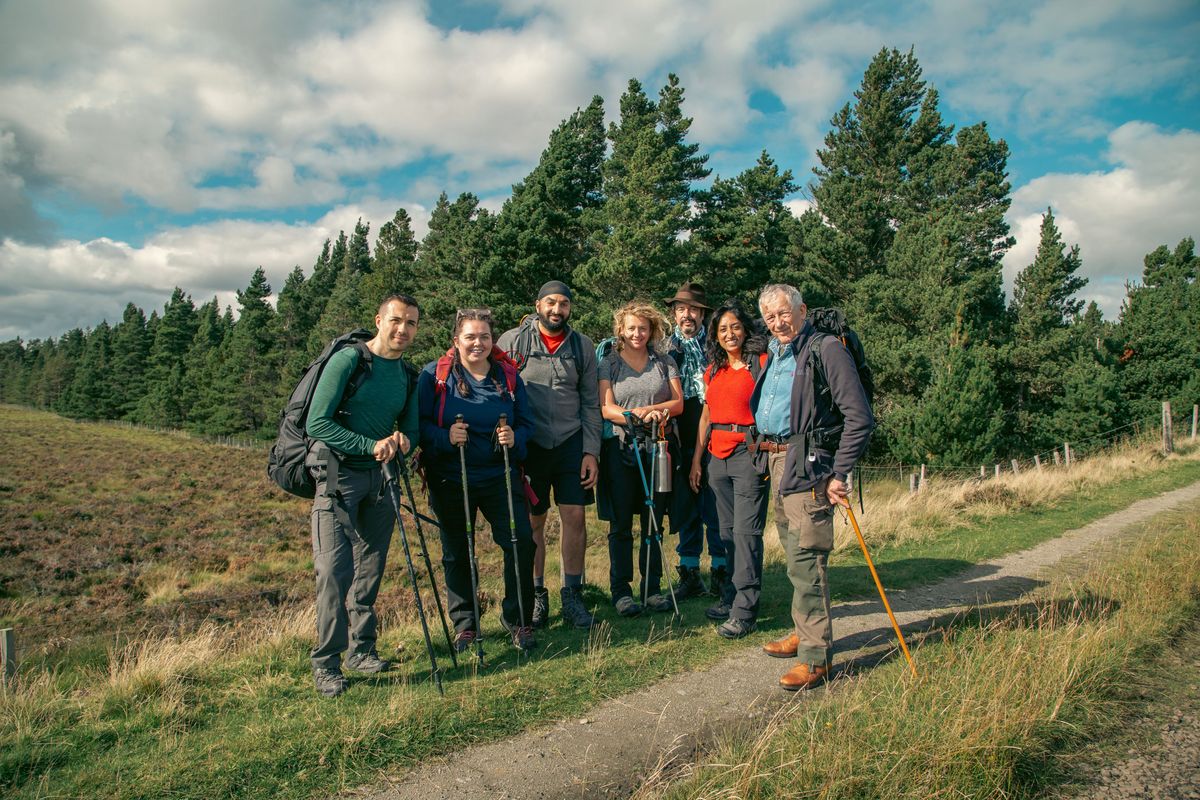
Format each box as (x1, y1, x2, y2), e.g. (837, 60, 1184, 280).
(537, 280, 572, 301)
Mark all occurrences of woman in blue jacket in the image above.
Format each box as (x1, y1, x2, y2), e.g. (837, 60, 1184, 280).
(419, 308, 536, 652)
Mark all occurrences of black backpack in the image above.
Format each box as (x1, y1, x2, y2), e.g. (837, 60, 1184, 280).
(808, 307, 875, 406)
(267, 329, 374, 498)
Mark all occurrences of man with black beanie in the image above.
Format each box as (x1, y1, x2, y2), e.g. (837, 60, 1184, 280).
(497, 280, 602, 628)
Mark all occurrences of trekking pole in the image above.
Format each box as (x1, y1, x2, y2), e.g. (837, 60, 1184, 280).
(840, 500, 916, 677)
(397, 452, 458, 670)
(623, 412, 681, 619)
(496, 413, 529, 646)
(381, 458, 444, 694)
(455, 414, 486, 665)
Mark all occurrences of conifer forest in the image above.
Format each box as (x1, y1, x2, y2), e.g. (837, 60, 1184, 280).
(2, 50, 1197, 466)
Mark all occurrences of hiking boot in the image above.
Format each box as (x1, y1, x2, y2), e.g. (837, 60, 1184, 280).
(560, 586, 595, 629)
(345, 651, 391, 674)
(708, 565, 729, 598)
(779, 662, 828, 691)
(531, 586, 550, 628)
(674, 566, 705, 600)
(717, 618, 757, 639)
(705, 600, 731, 621)
(762, 633, 800, 659)
(453, 629, 479, 654)
(614, 595, 642, 617)
(313, 668, 348, 698)
(644, 593, 673, 613)
(501, 616, 537, 651)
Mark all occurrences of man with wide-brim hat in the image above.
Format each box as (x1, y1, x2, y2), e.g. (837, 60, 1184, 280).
(664, 281, 726, 602)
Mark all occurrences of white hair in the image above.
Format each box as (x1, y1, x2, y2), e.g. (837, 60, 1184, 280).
(758, 283, 803, 312)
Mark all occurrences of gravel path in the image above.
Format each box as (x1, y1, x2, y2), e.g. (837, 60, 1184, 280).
(1055, 628, 1200, 800)
(347, 481, 1200, 800)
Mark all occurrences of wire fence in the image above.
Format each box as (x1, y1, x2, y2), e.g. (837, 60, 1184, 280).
(859, 402, 1199, 492)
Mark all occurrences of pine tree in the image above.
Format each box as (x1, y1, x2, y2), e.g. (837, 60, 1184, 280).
(62, 322, 117, 419)
(489, 97, 606, 325)
(408, 192, 497, 366)
(1119, 238, 1199, 419)
(1008, 209, 1088, 450)
(690, 151, 799, 307)
(810, 47, 952, 297)
(108, 303, 151, 419)
(575, 76, 710, 335)
(181, 298, 226, 430)
(363, 208, 420, 308)
(890, 341, 1006, 466)
(195, 271, 277, 435)
(133, 288, 197, 427)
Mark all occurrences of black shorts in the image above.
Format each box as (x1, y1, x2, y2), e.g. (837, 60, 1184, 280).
(525, 429, 595, 515)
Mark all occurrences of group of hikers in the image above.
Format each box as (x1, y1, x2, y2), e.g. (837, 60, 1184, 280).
(301, 278, 875, 698)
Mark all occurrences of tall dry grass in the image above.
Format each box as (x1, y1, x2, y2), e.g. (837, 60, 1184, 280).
(756, 437, 1200, 555)
(635, 505, 1200, 800)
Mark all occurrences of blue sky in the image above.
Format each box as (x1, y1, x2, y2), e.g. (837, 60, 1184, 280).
(1, 0, 1198, 339)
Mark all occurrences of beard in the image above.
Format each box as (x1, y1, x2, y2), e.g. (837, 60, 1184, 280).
(538, 309, 568, 332)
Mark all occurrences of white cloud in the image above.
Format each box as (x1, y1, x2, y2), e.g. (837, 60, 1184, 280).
(0, 199, 431, 340)
(1004, 122, 1200, 318)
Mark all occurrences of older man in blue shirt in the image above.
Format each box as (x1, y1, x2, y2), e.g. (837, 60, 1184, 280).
(749, 283, 875, 691)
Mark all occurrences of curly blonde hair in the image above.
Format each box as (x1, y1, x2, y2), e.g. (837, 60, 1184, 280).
(612, 301, 672, 354)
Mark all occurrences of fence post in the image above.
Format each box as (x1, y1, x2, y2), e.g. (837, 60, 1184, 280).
(1053, 450, 1061, 466)
(919, 464, 926, 492)
(1011, 459, 1020, 475)
(1162, 401, 1173, 455)
(909, 473, 917, 494)
(1192, 404, 1198, 440)
(1034, 455, 1042, 471)
(1065, 443, 1073, 468)
(994, 464, 1000, 478)
(1, 628, 14, 681)
(979, 465, 985, 479)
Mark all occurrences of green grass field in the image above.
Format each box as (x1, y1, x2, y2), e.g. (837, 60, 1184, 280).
(2, 404, 1199, 799)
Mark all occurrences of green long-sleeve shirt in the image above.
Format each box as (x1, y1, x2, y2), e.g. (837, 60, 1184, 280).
(306, 346, 419, 471)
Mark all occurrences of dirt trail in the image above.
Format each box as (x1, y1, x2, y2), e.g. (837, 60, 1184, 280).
(348, 481, 1200, 800)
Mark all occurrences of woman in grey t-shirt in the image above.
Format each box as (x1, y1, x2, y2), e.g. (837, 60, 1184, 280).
(598, 301, 683, 616)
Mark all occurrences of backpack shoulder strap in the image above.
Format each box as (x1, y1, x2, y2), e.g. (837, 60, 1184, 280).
(434, 350, 455, 428)
(510, 316, 538, 371)
(342, 340, 374, 403)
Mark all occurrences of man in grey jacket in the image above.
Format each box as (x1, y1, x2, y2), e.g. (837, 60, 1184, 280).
(497, 280, 602, 628)
(750, 284, 874, 691)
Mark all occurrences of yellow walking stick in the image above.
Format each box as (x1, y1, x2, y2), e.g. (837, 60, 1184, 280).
(840, 499, 917, 677)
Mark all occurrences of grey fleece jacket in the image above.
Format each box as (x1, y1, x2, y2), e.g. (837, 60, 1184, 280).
(497, 319, 602, 457)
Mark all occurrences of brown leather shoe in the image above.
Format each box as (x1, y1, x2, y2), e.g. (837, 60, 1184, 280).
(779, 663, 828, 691)
(761, 633, 800, 659)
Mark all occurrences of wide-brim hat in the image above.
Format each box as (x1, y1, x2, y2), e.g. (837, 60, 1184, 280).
(664, 281, 711, 310)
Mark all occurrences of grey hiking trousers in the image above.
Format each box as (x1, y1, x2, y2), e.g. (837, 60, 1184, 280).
(310, 465, 393, 672)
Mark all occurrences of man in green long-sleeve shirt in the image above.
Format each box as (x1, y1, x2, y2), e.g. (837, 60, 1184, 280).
(306, 293, 420, 698)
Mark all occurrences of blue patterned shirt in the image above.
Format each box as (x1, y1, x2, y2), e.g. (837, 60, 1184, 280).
(671, 329, 707, 402)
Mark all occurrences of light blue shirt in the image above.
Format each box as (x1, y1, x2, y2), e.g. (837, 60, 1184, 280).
(754, 337, 796, 437)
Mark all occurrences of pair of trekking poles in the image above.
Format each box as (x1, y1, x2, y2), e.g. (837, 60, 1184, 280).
(622, 411, 682, 620)
(451, 412, 529, 668)
(380, 413, 529, 692)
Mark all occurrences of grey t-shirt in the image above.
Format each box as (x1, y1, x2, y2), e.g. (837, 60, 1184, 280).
(599, 350, 679, 441)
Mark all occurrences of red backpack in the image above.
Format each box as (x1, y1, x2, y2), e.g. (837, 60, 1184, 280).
(431, 344, 520, 427)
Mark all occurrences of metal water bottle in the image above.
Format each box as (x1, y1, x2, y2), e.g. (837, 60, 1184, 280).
(652, 420, 673, 493)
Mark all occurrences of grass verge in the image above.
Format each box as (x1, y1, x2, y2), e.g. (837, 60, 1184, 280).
(633, 501, 1200, 800)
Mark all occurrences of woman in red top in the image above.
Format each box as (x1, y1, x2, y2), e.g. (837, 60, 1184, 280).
(689, 301, 769, 638)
